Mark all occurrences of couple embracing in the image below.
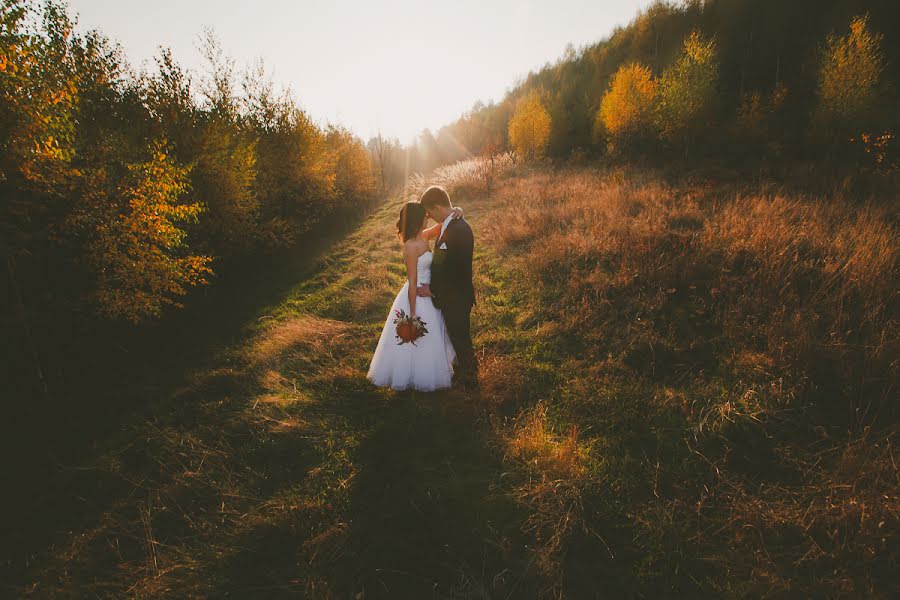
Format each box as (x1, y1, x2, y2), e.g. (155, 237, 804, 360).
(366, 186, 478, 392)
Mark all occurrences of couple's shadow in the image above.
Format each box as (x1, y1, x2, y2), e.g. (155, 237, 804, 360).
(337, 388, 533, 598)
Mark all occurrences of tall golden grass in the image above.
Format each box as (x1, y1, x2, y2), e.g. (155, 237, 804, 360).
(401, 153, 516, 202)
(473, 165, 898, 595)
(490, 168, 897, 422)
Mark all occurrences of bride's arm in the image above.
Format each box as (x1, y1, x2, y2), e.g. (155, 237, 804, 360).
(422, 222, 442, 240)
(422, 206, 465, 240)
(403, 242, 418, 318)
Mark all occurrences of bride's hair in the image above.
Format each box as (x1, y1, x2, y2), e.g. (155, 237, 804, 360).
(396, 201, 426, 243)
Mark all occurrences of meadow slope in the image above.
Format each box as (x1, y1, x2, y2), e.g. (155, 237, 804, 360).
(2, 162, 897, 599)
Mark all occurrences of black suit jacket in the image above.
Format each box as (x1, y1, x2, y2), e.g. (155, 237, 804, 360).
(430, 217, 476, 309)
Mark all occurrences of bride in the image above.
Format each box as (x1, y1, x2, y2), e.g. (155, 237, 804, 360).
(367, 201, 460, 391)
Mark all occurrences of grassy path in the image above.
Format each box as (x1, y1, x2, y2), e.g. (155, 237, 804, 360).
(3, 193, 564, 598)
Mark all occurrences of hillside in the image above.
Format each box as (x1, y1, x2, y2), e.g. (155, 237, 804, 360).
(2, 160, 896, 598)
(424, 0, 900, 169)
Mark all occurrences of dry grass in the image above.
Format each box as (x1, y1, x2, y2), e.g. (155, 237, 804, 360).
(476, 354, 531, 407)
(707, 195, 898, 421)
(349, 282, 387, 314)
(711, 433, 900, 595)
(7, 161, 897, 599)
(401, 153, 516, 202)
(250, 315, 351, 367)
(478, 165, 899, 596)
(505, 402, 586, 480)
(501, 402, 590, 585)
(488, 167, 898, 421)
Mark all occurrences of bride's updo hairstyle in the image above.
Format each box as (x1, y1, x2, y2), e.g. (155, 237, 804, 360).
(396, 201, 426, 243)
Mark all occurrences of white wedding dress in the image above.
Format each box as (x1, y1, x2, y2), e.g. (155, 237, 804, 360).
(367, 250, 456, 391)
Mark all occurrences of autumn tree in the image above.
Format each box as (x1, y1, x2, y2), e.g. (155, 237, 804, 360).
(508, 90, 551, 160)
(194, 119, 259, 253)
(596, 63, 658, 154)
(656, 30, 718, 155)
(192, 31, 261, 254)
(0, 0, 77, 399)
(143, 47, 197, 154)
(0, 0, 76, 247)
(327, 125, 375, 209)
(250, 86, 337, 247)
(815, 15, 886, 145)
(0, 0, 379, 420)
(368, 133, 400, 192)
(479, 133, 505, 198)
(87, 142, 212, 322)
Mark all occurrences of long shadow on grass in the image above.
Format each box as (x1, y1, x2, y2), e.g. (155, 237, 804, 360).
(337, 391, 536, 599)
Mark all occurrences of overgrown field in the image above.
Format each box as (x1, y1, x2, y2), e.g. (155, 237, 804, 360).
(2, 161, 897, 598)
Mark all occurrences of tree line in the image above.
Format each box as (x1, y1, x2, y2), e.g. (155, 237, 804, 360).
(1, 1, 375, 418)
(415, 0, 899, 171)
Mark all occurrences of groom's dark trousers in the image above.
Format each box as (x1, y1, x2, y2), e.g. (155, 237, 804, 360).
(430, 217, 478, 385)
(443, 300, 477, 384)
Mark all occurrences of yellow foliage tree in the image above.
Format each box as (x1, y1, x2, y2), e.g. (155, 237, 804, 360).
(191, 114, 260, 251)
(656, 31, 718, 151)
(326, 125, 375, 208)
(596, 63, 658, 152)
(89, 142, 212, 323)
(508, 91, 551, 160)
(0, 0, 76, 198)
(816, 15, 885, 134)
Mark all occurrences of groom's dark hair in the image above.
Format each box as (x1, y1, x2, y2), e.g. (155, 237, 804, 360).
(419, 185, 451, 209)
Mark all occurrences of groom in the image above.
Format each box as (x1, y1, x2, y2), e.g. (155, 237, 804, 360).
(417, 186, 478, 389)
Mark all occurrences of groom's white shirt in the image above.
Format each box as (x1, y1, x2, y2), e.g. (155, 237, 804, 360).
(439, 213, 454, 246)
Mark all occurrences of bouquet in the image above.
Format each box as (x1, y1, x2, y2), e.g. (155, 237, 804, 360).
(393, 309, 428, 345)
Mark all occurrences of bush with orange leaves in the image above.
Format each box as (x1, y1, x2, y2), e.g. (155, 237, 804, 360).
(86, 143, 213, 322)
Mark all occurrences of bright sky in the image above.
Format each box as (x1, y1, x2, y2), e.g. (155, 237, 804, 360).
(66, 0, 653, 144)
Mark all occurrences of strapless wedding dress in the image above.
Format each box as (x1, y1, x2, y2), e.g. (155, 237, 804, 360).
(367, 250, 456, 391)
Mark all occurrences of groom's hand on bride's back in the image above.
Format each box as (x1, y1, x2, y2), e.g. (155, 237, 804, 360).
(417, 284, 432, 297)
